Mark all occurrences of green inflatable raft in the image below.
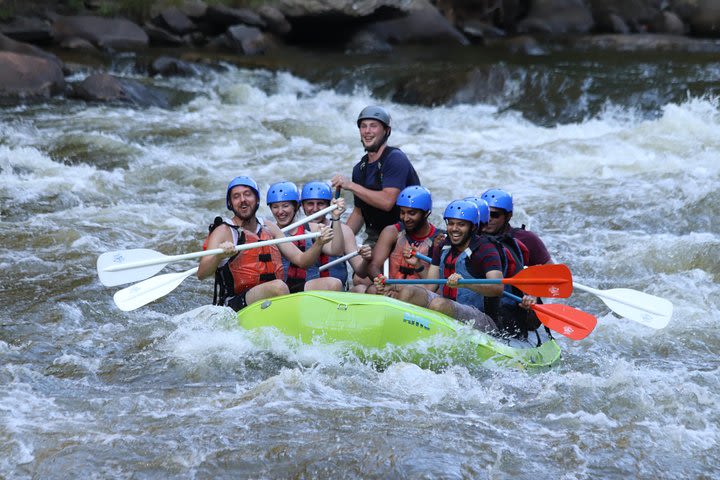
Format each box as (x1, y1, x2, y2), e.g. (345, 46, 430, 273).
(237, 291, 561, 370)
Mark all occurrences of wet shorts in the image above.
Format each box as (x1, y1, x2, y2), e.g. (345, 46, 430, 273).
(423, 289, 497, 332)
(226, 289, 250, 312)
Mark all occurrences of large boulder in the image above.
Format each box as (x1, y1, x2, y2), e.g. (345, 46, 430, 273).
(0, 32, 63, 70)
(71, 73, 169, 108)
(52, 15, 149, 50)
(589, 0, 662, 33)
(348, 7, 469, 52)
(517, 0, 594, 34)
(225, 24, 270, 55)
(0, 15, 53, 43)
(434, 0, 529, 37)
(0, 51, 65, 100)
(671, 0, 720, 37)
(205, 5, 266, 28)
(152, 7, 196, 35)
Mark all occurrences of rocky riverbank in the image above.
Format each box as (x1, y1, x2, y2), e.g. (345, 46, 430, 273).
(2, 0, 720, 107)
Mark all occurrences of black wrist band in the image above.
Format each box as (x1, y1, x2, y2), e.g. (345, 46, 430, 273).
(415, 265, 424, 273)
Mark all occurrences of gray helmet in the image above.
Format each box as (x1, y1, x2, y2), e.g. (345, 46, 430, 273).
(357, 105, 391, 128)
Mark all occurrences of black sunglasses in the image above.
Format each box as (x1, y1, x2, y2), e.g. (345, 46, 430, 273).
(489, 210, 505, 219)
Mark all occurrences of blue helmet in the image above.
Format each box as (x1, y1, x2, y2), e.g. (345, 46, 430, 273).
(463, 196, 490, 224)
(481, 188, 513, 213)
(301, 181, 333, 202)
(266, 181, 300, 205)
(443, 200, 481, 226)
(226, 176, 259, 210)
(396, 185, 432, 212)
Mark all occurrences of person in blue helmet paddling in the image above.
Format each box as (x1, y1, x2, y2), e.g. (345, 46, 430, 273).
(198, 176, 335, 311)
(374, 199, 505, 332)
(331, 105, 420, 246)
(481, 188, 553, 266)
(299, 180, 373, 291)
(265, 180, 346, 293)
(365, 185, 444, 294)
(464, 195, 542, 338)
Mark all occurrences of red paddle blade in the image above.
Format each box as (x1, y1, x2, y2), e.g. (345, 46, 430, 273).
(532, 303, 597, 341)
(504, 264, 573, 298)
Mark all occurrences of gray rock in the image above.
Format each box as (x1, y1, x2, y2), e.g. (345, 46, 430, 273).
(349, 6, 469, 50)
(144, 22, 185, 46)
(149, 56, 208, 77)
(257, 5, 291, 35)
(650, 11, 685, 35)
(226, 24, 267, 55)
(0, 51, 65, 99)
(518, 0, 594, 35)
(153, 7, 196, 35)
(52, 15, 149, 50)
(206, 5, 266, 28)
(71, 73, 170, 108)
(0, 16, 53, 43)
(0, 32, 63, 70)
(671, 0, 720, 37)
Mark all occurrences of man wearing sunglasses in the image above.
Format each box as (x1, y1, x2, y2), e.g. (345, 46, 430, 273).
(480, 188, 553, 266)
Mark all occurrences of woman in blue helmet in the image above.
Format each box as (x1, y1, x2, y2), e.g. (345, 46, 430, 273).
(365, 185, 444, 293)
(300, 180, 373, 291)
(266, 180, 346, 293)
(375, 199, 504, 332)
(198, 176, 336, 311)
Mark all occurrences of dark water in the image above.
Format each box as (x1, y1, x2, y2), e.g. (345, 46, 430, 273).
(1, 43, 719, 478)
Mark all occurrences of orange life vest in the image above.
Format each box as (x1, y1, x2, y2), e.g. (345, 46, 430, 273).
(207, 218, 284, 303)
(388, 223, 441, 279)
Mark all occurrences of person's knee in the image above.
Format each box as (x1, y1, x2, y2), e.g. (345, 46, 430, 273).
(270, 280, 289, 296)
(305, 278, 342, 291)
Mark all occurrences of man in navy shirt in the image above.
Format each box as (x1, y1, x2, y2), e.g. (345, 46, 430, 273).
(332, 105, 420, 245)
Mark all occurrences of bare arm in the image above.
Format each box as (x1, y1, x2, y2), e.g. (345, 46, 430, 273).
(348, 243, 372, 278)
(323, 198, 346, 256)
(332, 174, 400, 212)
(197, 225, 234, 280)
(368, 225, 398, 279)
(270, 223, 334, 269)
(447, 270, 504, 297)
(344, 207, 364, 235)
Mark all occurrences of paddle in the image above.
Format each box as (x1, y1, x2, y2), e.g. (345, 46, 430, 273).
(385, 263, 573, 298)
(572, 282, 672, 329)
(97, 231, 320, 287)
(503, 291, 597, 341)
(281, 204, 338, 233)
(319, 250, 360, 272)
(114, 267, 198, 312)
(97, 204, 338, 287)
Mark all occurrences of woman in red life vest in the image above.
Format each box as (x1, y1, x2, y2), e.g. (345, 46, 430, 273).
(266, 181, 345, 293)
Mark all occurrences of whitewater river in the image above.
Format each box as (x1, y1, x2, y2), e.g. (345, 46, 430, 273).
(1, 45, 719, 478)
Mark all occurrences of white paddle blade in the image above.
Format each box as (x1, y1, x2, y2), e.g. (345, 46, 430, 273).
(573, 282, 674, 329)
(598, 288, 673, 329)
(113, 267, 198, 311)
(97, 249, 169, 286)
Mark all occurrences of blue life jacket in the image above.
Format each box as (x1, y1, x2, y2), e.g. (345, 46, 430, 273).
(438, 236, 487, 313)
